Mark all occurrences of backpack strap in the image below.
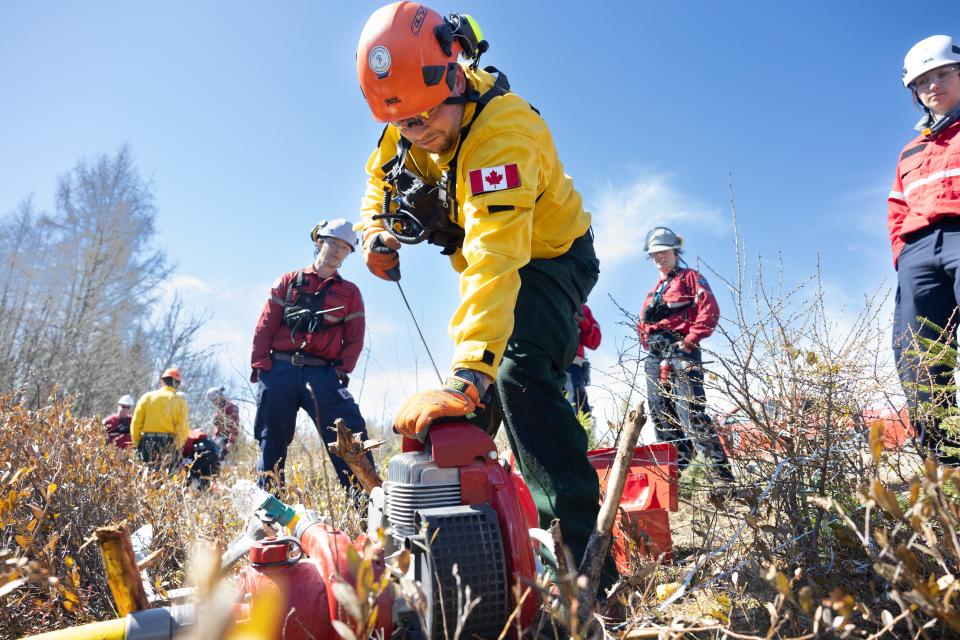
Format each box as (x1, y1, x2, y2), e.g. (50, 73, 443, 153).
(283, 270, 306, 307)
(444, 67, 512, 226)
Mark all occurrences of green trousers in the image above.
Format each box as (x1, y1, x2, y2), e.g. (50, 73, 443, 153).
(137, 433, 180, 474)
(496, 233, 603, 566)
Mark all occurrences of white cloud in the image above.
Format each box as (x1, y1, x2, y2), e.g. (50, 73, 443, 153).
(588, 172, 726, 268)
(161, 274, 215, 297)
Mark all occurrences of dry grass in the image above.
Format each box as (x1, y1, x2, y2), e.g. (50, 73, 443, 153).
(6, 369, 960, 639)
(0, 391, 238, 637)
(0, 390, 374, 638)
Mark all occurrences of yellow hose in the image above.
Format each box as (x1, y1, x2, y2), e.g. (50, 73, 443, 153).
(20, 617, 126, 640)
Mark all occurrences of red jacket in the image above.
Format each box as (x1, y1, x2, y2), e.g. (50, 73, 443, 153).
(636, 267, 719, 349)
(251, 267, 365, 381)
(212, 400, 240, 446)
(103, 414, 132, 449)
(888, 118, 960, 268)
(575, 304, 601, 360)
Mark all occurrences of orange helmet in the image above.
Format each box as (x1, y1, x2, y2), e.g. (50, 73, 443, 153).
(161, 367, 182, 382)
(357, 2, 463, 122)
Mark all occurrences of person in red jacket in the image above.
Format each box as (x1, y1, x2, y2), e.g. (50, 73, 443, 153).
(250, 219, 373, 492)
(103, 394, 135, 449)
(889, 35, 960, 464)
(564, 304, 600, 416)
(206, 386, 240, 461)
(636, 227, 733, 482)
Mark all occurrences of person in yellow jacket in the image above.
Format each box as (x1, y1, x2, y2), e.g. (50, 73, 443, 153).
(355, 3, 604, 572)
(131, 367, 190, 472)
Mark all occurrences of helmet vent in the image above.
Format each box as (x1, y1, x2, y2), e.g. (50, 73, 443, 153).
(445, 63, 459, 90)
(422, 65, 445, 86)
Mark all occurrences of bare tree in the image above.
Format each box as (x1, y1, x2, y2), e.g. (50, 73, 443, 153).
(0, 146, 223, 419)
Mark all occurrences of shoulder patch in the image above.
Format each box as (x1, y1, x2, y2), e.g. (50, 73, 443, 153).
(697, 275, 710, 288)
(468, 164, 521, 196)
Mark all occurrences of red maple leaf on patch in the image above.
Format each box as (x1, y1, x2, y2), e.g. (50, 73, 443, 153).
(485, 170, 503, 186)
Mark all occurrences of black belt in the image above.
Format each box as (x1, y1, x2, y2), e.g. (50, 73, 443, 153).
(273, 352, 332, 367)
(141, 433, 174, 441)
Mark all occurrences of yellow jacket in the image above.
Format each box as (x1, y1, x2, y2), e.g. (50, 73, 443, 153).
(359, 65, 591, 378)
(131, 385, 190, 448)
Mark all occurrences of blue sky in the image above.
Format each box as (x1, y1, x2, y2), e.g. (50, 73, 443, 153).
(0, 1, 946, 426)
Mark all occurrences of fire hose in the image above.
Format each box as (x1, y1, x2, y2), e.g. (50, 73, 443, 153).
(22, 605, 193, 640)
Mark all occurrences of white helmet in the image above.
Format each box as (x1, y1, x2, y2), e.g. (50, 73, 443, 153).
(206, 386, 225, 402)
(117, 394, 135, 407)
(902, 35, 960, 88)
(645, 227, 683, 254)
(310, 219, 358, 252)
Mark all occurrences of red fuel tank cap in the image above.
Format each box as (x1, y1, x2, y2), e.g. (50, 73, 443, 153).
(249, 537, 291, 565)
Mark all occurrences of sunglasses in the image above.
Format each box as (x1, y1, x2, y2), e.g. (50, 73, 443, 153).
(390, 103, 444, 130)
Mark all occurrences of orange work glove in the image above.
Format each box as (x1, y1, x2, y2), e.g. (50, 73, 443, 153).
(362, 229, 401, 281)
(394, 376, 485, 441)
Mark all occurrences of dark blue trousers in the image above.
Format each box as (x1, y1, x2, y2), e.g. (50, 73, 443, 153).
(893, 220, 960, 463)
(645, 346, 734, 480)
(253, 359, 371, 491)
(563, 362, 591, 415)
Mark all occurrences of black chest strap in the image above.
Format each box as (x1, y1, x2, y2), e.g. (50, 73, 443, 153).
(283, 272, 339, 336)
(375, 67, 515, 255)
(444, 67, 511, 226)
(644, 270, 694, 323)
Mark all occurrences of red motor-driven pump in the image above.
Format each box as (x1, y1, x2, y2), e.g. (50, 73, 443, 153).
(236, 524, 394, 640)
(235, 420, 537, 639)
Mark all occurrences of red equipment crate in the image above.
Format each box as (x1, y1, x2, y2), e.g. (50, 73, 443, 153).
(588, 443, 678, 512)
(613, 508, 672, 566)
(588, 444, 678, 569)
(861, 406, 914, 450)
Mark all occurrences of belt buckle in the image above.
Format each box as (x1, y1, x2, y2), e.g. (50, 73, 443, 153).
(290, 352, 305, 367)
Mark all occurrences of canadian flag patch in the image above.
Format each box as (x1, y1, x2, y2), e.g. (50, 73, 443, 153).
(468, 164, 521, 196)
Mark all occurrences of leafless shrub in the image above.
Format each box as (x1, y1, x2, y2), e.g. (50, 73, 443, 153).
(586, 193, 940, 636)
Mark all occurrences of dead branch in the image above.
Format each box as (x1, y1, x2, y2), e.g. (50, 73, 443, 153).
(327, 418, 383, 494)
(94, 520, 149, 615)
(578, 403, 646, 630)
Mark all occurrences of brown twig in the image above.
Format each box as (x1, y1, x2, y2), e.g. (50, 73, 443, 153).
(136, 548, 163, 571)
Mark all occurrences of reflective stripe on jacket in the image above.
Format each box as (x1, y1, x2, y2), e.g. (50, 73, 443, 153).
(888, 119, 960, 268)
(359, 64, 592, 378)
(636, 268, 720, 348)
(131, 385, 189, 448)
(250, 267, 365, 378)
